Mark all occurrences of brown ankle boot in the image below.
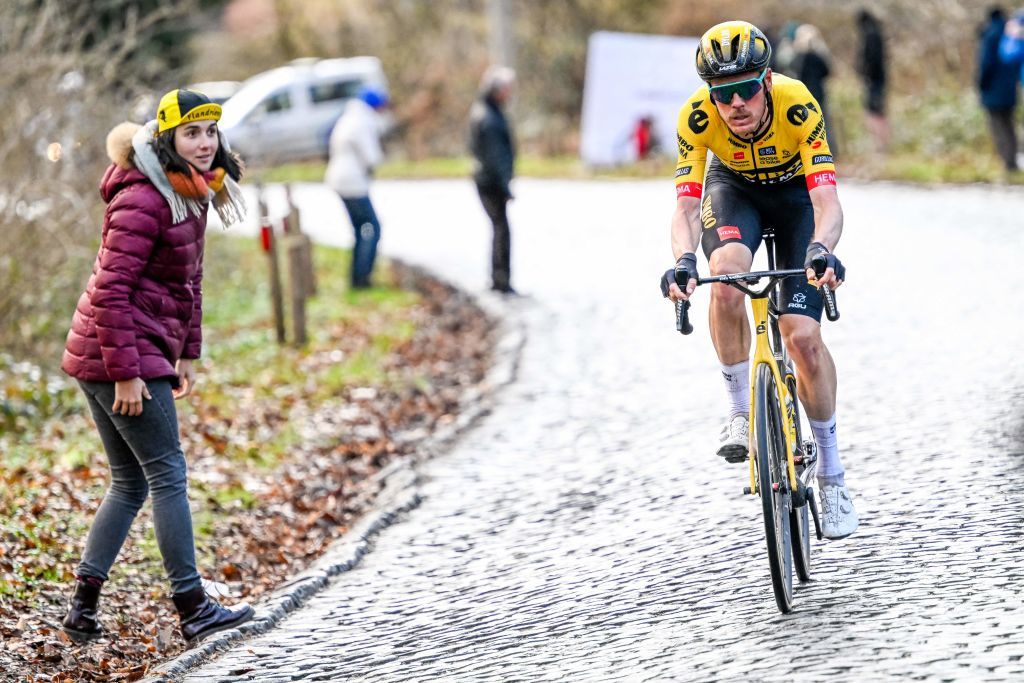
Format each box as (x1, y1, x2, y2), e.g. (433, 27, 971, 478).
(62, 577, 104, 643)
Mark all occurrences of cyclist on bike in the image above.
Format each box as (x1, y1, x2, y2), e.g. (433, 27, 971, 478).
(661, 20, 858, 539)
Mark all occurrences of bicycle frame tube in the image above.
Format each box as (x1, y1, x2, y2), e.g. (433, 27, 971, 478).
(747, 296, 800, 493)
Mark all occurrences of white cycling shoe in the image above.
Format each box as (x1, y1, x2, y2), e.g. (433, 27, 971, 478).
(818, 482, 859, 539)
(717, 415, 749, 463)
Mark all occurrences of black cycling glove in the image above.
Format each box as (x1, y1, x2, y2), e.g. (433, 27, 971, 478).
(660, 252, 698, 297)
(804, 242, 846, 282)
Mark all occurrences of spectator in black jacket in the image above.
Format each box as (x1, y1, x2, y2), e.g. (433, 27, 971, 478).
(792, 24, 837, 154)
(979, 7, 1020, 172)
(469, 66, 517, 294)
(856, 9, 890, 151)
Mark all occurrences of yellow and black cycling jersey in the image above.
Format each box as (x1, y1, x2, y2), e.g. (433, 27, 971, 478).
(674, 73, 836, 198)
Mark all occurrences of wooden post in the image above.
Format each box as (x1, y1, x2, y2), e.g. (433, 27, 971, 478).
(286, 235, 308, 346)
(283, 183, 317, 298)
(304, 235, 317, 297)
(258, 185, 286, 344)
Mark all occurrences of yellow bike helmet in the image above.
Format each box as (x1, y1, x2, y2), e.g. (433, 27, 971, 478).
(695, 20, 772, 81)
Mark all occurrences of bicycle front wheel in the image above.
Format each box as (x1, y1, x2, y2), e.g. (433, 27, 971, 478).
(755, 364, 794, 613)
(788, 375, 812, 583)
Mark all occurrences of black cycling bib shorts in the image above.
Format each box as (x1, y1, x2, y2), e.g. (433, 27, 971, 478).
(699, 156, 824, 322)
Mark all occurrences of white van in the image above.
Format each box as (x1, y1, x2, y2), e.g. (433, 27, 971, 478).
(220, 57, 388, 164)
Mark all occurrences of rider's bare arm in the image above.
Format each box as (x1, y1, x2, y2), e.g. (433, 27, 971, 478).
(807, 185, 844, 289)
(668, 195, 702, 300)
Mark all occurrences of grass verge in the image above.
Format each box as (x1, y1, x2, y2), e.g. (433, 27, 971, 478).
(0, 233, 493, 680)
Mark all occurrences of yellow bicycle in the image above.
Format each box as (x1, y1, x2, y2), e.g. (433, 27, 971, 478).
(674, 228, 838, 612)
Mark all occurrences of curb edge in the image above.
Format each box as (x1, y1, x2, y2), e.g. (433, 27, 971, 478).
(142, 260, 525, 682)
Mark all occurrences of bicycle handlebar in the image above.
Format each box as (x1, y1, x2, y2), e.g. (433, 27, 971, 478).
(673, 267, 839, 335)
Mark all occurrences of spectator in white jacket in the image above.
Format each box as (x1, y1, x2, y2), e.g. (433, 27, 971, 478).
(325, 86, 388, 288)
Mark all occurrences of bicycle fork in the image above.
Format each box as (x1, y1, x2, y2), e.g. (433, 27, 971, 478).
(744, 297, 800, 496)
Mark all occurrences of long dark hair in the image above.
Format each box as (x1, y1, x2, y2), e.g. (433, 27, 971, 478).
(153, 127, 244, 182)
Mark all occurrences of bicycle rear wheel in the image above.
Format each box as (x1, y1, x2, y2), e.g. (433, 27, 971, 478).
(787, 374, 812, 583)
(754, 364, 794, 613)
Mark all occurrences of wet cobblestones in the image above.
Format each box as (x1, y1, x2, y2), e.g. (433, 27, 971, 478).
(183, 180, 1024, 681)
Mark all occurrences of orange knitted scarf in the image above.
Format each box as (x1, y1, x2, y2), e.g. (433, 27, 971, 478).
(166, 166, 227, 199)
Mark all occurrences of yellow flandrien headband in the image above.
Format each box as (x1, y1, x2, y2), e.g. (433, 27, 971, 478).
(157, 89, 222, 133)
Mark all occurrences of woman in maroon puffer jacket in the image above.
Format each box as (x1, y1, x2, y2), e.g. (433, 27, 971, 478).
(60, 89, 254, 647)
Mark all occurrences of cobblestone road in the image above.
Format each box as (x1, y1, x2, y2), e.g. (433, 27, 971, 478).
(189, 180, 1024, 681)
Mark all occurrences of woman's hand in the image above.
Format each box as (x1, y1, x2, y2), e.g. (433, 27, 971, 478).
(173, 359, 196, 399)
(113, 378, 152, 416)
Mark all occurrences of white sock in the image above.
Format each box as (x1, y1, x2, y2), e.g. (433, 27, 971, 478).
(810, 413, 844, 485)
(721, 360, 750, 420)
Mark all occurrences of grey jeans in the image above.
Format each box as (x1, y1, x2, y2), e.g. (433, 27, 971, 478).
(76, 379, 202, 595)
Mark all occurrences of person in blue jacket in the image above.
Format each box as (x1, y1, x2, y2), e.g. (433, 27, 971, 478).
(994, 8, 1024, 170)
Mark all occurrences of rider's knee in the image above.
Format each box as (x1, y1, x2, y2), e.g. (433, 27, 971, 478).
(782, 323, 823, 365)
(708, 254, 747, 277)
(711, 281, 746, 309)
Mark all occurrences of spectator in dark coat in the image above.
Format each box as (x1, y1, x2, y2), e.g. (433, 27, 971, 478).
(980, 7, 1020, 171)
(857, 9, 890, 150)
(60, 88, 254, 647)
(792, 24, 837, 154)
(469, 66, 517, 294)
(999, 9, 1024, 171)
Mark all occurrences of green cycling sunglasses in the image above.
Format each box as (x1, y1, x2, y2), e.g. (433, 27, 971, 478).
(708, 70, 768, 104)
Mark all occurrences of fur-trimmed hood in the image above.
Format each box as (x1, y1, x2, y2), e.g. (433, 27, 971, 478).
(106, 121, 141, 170)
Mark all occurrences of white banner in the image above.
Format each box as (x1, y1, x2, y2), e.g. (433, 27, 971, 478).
(580, 31, 703, 167)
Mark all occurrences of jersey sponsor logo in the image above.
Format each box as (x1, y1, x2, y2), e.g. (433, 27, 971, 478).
(735, 158, 802, 185)
(787, 104, 809, 126)
(717, 225, 741, 241)
(676, 182, 702, 198)
(782, 150, 792, 157)
(675, 166, 692, 177)
(806, 170, 837, 188)
(727, 136, 746, 148)
(741, 154, 800, 175)
(807, 102, 818, 113)
(688, 109, 709, 134)
(732, 151, 745, 160)
(805, 119, 825, 144)
(677, 134, 694, 156)
(811, 140, 823, 149)
(691, 99, 703, 110)
(812, 154, 833, 165)
(700, 194, 716, 229)
(758, 146, 777, 156)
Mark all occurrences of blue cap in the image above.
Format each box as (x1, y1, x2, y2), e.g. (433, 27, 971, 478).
(359, 86, 389, 109)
